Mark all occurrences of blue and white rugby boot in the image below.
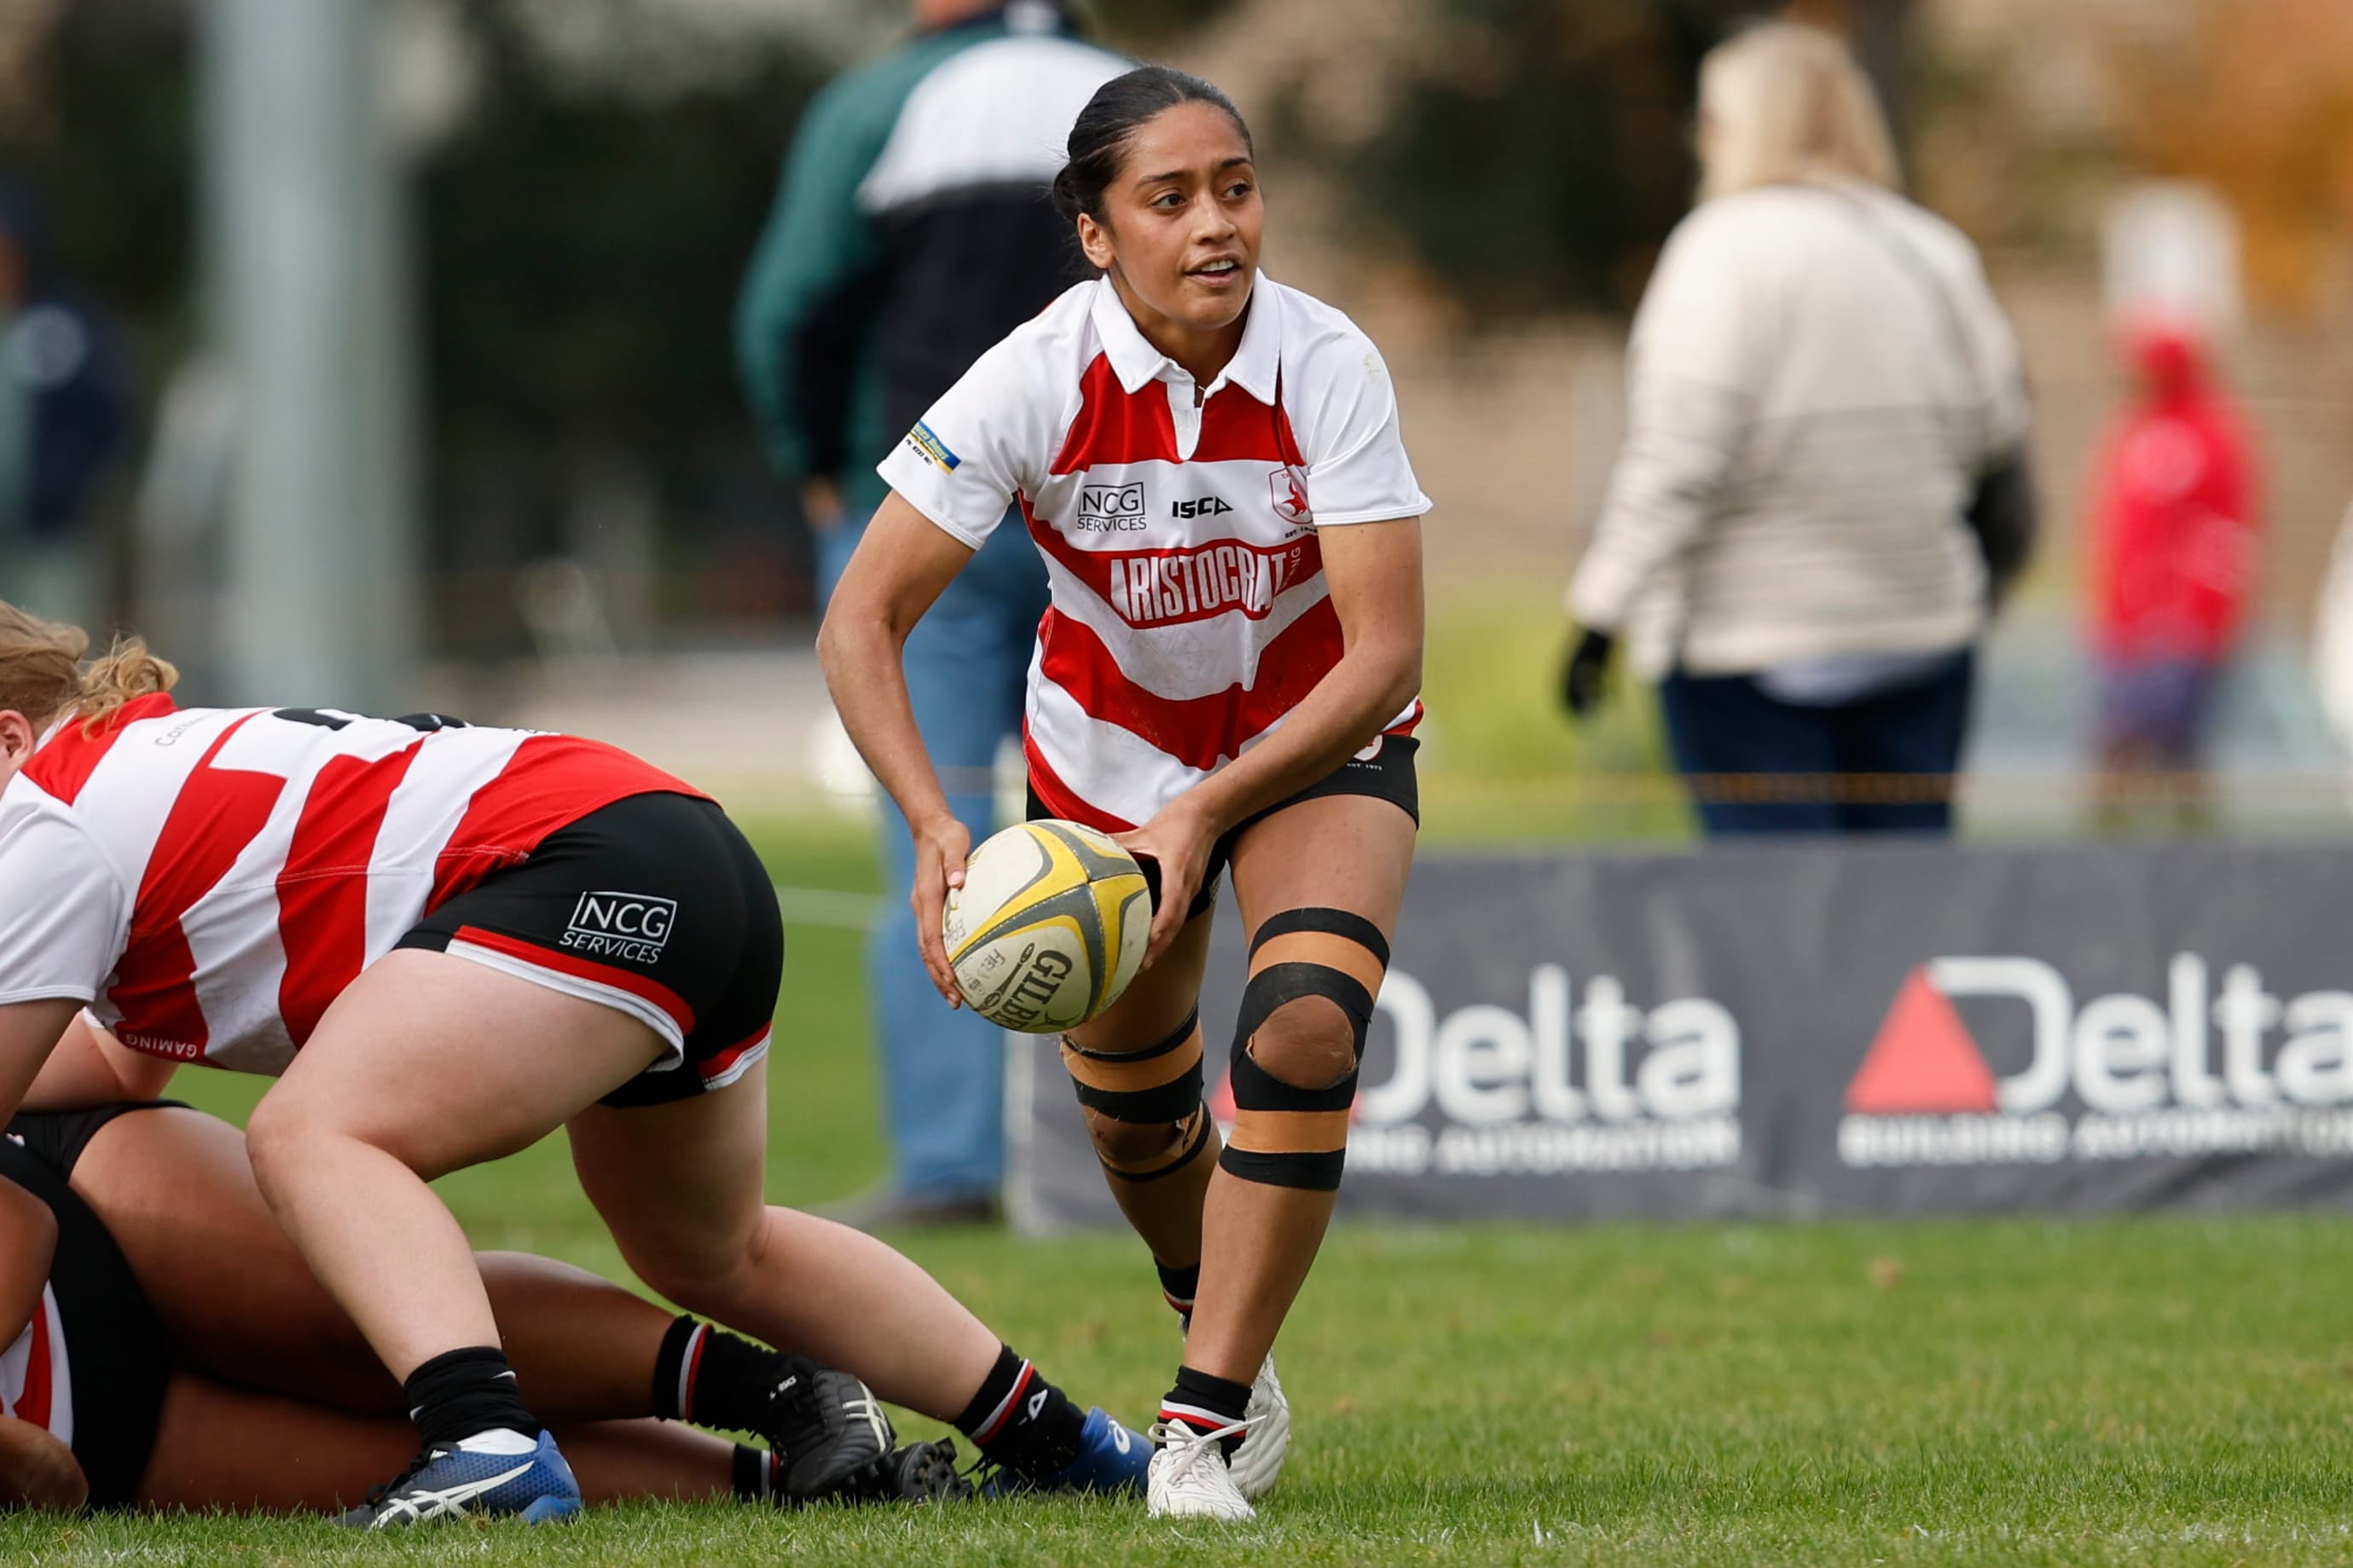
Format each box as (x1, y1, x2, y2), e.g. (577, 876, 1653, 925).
(977, 1406, 1150, 1497)
(337, 1429, 582, 1528)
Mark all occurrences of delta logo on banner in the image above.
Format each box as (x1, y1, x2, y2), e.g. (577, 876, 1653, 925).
(1207, 964, 1746, 1180)
(1837, 958, 2353, 1169)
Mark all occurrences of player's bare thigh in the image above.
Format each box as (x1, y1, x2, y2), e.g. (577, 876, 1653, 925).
(1226, 792, 1416, 951)
(1063, 906, 1215, 1055)
(72, 1106, 396, 1412)
(258, 948, 669, 1177)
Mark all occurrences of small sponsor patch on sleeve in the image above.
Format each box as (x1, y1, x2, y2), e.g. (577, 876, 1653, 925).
(905, 421, 961, 473)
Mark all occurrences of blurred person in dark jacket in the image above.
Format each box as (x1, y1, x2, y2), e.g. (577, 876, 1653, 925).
(2086, 317, 2257, 830)
(735, 2, 1124, 1227)
(0, 180, 129, 629)
(1559, 22, 2031, 837)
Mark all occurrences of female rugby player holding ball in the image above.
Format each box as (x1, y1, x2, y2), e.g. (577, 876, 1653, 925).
(0, 604, 1147, 1525)
(822, 67, 1429, 1521)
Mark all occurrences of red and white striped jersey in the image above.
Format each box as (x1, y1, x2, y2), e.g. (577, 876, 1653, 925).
(878, 275, 1429, 831)
(0, 697, 697, 1075)
(0, 1282, 70, 1447)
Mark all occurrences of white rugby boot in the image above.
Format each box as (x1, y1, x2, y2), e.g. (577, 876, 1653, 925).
(1226, 1355, 1290, 1500)
(1145, 1420, 1255, 1521)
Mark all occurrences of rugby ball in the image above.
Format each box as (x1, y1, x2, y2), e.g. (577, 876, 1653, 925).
(943, 819, 1151, 1033)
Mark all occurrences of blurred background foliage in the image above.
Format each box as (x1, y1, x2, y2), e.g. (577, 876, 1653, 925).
(10, 0, 2344, 653)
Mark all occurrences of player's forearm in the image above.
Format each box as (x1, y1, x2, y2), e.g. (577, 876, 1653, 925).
(20, 1016, 173, 1113)
(815, 610, 957, 834)
(0, 1001, 78, 1131)
(1182, 634, 1422, 836)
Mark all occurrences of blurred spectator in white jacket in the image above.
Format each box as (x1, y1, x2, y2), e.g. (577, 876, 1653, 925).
(1561, 21, 2032, 837)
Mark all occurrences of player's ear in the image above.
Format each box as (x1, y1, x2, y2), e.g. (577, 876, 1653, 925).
(1076, 211, 1116, 272)
(0, 710, 34, 774)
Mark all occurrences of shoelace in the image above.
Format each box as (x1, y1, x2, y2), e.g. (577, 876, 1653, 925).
(362, 1448, 439, 1509)
(1158, 1420, 1251, 1488)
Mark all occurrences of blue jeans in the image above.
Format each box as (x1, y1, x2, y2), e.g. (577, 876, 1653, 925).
(1657, 650, 1976, 837)
(815, 506, 1047, 1199)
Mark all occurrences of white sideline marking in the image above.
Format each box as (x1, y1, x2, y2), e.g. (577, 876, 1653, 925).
(773, 884, 881, 929)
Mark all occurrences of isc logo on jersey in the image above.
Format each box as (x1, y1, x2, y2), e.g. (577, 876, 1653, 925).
(943, 821, 1150, 1033)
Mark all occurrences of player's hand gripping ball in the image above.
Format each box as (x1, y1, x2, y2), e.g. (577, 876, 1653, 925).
(943, 820, 1151, 1032)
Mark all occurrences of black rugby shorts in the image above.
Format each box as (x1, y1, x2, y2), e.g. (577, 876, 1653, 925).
(0, 1136, 170, 1509)
(397, 791, 784, 1108)
(1029, 735, 1420, 921)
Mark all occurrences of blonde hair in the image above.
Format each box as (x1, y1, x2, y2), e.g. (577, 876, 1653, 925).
(1696, 22, 1900, 203)
(0, 601, 178, 736)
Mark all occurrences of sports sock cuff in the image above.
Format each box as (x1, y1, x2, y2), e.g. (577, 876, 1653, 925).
(686, 1327, 808, 1437)
(955, 1345, 1085, 1478)
(953, 1345, 1030, 1444)
(1161, 1365, 1251, 1454)
(652, 1315, 705, 1421)
(1156, 1259, 1201, 1317)
(403, 1345, 541, 1453)
(730, 1443, 778, 1502)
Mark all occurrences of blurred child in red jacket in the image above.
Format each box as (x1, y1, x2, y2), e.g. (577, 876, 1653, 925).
(2088, 317, 2259, 826)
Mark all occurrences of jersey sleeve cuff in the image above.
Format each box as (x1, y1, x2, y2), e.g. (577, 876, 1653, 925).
(0, 986, 97, 1007)
(888, 484, 994, 552)
(1311, 495, 1432, 528)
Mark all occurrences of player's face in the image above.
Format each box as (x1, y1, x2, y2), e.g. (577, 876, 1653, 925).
(1080, 101, 1263, 338)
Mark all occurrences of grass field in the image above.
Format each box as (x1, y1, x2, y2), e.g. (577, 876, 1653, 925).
(7, 813, 2353, 1565)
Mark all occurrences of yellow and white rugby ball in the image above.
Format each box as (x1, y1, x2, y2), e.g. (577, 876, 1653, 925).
(943, 819, 1151, 1033)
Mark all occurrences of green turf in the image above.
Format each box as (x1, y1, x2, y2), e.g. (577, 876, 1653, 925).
(9, 1216, 2353, 1565)
(14, 813, 2353, 1564)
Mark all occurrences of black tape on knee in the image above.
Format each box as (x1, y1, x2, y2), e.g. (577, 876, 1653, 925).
(1236, 964, 1375, 1056)
(1226, 1030, 1359, 1117)
(1103, 1107, 1213, 1183)
(1238, 908, 1389, 1058)
(1219, 970, 1382, 1194)
(1221, 1043, 1357, 1188)
(1249, 907, 1391, 968)
(1062, 1009, 1204, 1125)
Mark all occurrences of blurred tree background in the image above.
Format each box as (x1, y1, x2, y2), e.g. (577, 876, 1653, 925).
(0, 0, 1263, 651)
(22, 0, 2242, 657)
(1265, 0, 1911, 316)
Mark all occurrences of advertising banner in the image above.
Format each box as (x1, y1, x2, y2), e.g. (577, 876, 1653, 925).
(1008, 840, 2353, 1230)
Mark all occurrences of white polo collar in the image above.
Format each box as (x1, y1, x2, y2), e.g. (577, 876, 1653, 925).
(1088, 272, 1282, 403)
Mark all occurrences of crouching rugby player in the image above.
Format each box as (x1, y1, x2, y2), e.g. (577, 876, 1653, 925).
(0, 603, 1147, 1525)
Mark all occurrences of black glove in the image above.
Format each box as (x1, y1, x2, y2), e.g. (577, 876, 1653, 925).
(1559, 628, 1615, 720)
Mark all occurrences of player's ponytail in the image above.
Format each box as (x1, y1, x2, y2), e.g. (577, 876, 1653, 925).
(1054, 65, 1254, 227)
(0, 599, 177, 736)
(77, 634, 177, 733)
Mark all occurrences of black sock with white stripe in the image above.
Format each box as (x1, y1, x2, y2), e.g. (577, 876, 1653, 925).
(1156, 1259, 1201, 1323)
(953, 1345, 1084, 1479)
(651, 1315, 816, 1437)
(729, 1443, 781, 1502)
(1160, 1366, 1250, 1457)
(403, 1345, 540, 1452)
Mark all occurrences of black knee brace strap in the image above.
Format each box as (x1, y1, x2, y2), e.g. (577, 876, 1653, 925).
(1220, 908, 1391, 1194)
(1065, 1010, 1213, 1183)
(1062, 1009, 1205, 1125)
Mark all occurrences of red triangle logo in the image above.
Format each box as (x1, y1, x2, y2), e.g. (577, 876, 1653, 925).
(1846, 969, 2000, 1114)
